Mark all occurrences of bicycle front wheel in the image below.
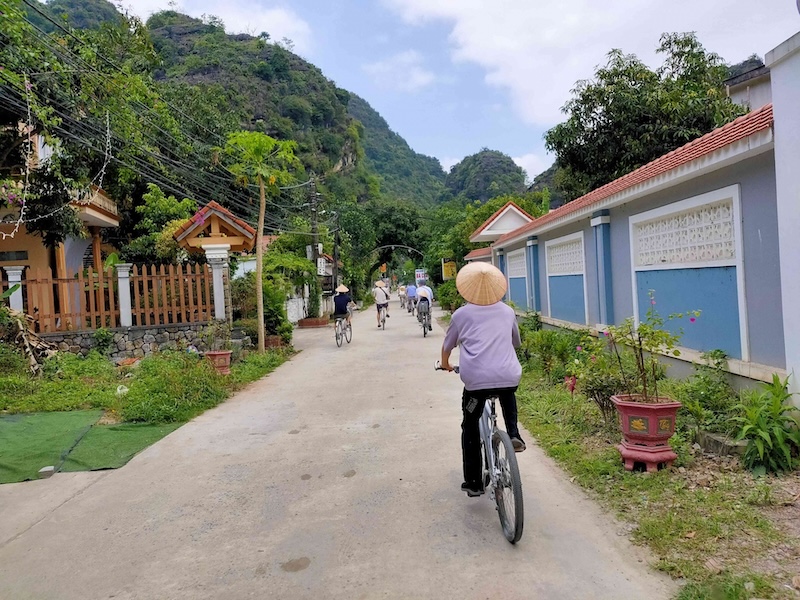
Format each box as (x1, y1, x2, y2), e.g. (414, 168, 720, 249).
(344, 322, 352, 343)
(335, 322, 343, 347)
(493, 430, 524, 544)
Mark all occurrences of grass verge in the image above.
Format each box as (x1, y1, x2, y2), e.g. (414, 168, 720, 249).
(0, 345, 291, 483)
(517, 371, 799, 600)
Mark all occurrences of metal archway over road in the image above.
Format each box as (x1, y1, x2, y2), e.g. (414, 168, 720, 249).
(0, 303, 677, 600)
(368, 244, 424, 258)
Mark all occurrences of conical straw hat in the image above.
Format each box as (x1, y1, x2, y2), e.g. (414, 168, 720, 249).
(375, 280, 386, 288)
(335, 284, 349, 293)
(456, 262, 506, 305)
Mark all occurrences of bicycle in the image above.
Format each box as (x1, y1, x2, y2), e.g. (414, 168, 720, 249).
(418, 301, 432, 337)
(407, 297, 416, 316)
(334, 316, 352, 347)
(400, 295, 406, 309)
(435, 362, 524, 544)
(378, 304, 387, 330)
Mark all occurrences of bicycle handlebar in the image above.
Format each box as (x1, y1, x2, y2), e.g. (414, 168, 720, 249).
(434, 361, 459, 374)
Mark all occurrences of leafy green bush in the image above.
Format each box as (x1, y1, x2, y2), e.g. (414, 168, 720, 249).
(122, 352, 227, 423)
(1, 351, 119, 413)
(230, 349, 287, 387)
(523, 328, 585, 383)
(92, 327, 115, 355)
(569, 335, 637, 425)
(232, 318, 259, 341)
(676, 350, 737, 434)
(732, 374, 800, 474)
(0, 342, 27, 374)
(436, 280, 464, 312)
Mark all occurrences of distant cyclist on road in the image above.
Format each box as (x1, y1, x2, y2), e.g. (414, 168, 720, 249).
(406, 282, 418, 312)
(372, 280, 391, 327)
(440, 262, 526, 498)
(333, 284, 355, 326)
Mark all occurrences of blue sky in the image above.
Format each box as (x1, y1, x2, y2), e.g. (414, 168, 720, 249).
(126, 0, 800, 181)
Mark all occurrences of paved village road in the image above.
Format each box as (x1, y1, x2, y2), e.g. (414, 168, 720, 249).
(0, 300, 678, 600)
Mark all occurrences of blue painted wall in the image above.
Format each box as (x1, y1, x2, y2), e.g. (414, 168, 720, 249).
(636, 267, 741, 359)
(549, 275, 586, 324)
(509, 277, 528, 310)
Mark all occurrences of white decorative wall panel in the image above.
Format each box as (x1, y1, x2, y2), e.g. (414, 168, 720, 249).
(634, 199, 735, 267)
(547, 239, 584, 275)
(507, 249, 526, 278)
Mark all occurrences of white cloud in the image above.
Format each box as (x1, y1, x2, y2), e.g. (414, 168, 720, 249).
(122, 0, 313, 55)
(383, 0, 800, 127)
(513, 153, 548, 184)
(363, 50, 436, 92)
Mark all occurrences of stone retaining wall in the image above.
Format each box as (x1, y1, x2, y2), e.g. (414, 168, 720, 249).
(40, 323, 213, 362)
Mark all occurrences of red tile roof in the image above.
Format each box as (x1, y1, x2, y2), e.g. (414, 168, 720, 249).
(496, 104, 774, 245)
(464, 247, 492, 260)
(469, 201, 535, 240)
(173, 200, 256, 239)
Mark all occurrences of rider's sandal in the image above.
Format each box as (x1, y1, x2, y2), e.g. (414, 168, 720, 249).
(461, 482, 484, 497)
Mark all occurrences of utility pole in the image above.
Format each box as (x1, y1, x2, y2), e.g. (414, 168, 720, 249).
(333, 212, 340, 289)
(309, 176, 320, 317)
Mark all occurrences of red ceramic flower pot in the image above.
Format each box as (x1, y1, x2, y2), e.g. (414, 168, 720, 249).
(611, 394, 681, 472)
(205, 350, 232, 375)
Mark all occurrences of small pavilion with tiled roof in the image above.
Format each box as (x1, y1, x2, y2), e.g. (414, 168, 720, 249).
(174, 200, 256, 254)
(174, 201, 257, 320)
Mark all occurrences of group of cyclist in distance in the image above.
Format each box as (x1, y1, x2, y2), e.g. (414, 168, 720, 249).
(331, 262, 525, 499)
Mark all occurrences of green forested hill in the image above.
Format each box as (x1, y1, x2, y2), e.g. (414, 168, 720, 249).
(445, 149, 526, 203)
(25, 0, 122, 31)
(347, 94, 445, 206)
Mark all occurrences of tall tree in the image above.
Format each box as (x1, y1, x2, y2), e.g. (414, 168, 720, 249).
(544, 33, 745, 202)
(223, 131, 300, 352)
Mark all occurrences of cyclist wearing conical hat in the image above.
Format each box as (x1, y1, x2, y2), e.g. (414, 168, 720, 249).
(440, 262, 526, 498)
(333, 284, 355, 326)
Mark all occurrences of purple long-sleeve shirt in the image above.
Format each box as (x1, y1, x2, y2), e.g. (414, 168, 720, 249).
(442, 302, 522, 391)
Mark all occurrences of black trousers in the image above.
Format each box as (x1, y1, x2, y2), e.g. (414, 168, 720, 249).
(461, 387, 521, 487)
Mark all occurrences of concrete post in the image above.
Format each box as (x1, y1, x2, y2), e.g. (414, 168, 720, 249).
(204, 244, 230, 321)
(766, 32, 800, 396)
(591, 211, 613, 327)
(526, 237, 540, 312)
(115, 263, 133, 327)
(2, 266, 25, 312)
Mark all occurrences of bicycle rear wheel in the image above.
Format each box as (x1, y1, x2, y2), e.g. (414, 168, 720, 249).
(335, 322, 343, 347)
(492, 430, 524, 544)
(344, 322, 352, 343)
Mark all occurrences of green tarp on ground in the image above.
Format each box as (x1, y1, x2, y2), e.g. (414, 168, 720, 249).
(61, 422, 181, 472)
(0, 410, 102, 484)
(0, 411, 182, 484)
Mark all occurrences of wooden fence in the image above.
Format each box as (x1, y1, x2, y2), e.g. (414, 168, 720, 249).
(129, 264, 214, 327)
(12, 264, 214, 333)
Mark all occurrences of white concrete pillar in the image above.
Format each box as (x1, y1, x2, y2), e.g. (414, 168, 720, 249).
(203, 244, 230, 321)
(2, 266, 25, 312)
(766, 32, 800, 397)
(115, 263, 133, 327)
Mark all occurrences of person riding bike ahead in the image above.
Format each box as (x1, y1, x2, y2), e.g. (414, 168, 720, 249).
(440, 262, 526, 498)
(372, 280, 390, 327)
(333, 284, 355, 326)
(406, 282, 417, 311)
(417, 287, 433, 331)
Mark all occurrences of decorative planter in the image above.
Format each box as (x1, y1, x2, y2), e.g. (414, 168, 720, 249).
(297, 317, 329, 328)
(205, 350, 232, 375)
(611, 394, 682, 472)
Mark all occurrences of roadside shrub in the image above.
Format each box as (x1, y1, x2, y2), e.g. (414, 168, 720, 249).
(523, 328, 586, 383)
(233, 318, 259, 341)
(122, 352, 227, 423)
(92, 327, 115, 355)
(230, 349, 287, 387)
(732, 374, 800, 474)
(675, 350, 737, 434)
(0, 342, 27, 374)
(437, 280, 464, 312)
